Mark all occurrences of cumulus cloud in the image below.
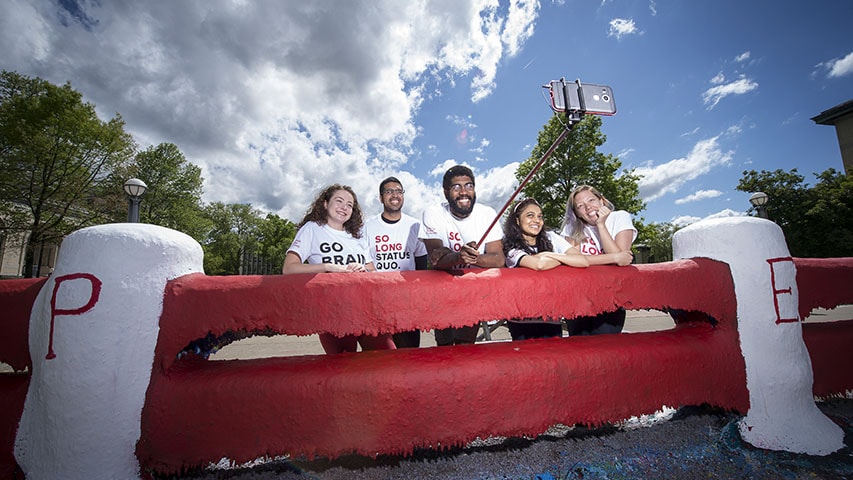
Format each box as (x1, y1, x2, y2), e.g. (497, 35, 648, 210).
(816, 51, 853, 78)
(0, 0, 540, 221)
(674, 189, 722, 205)
(635, 136, 733, 202)
(608, 18, 638, 39)
(671, 215, 701, 227)
(672, 208, 744, 226)
(702, 76, 758, 109)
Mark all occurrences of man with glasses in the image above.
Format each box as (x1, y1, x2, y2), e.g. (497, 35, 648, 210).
(365, 176, 428, 347)
(419, 165, 505, 345)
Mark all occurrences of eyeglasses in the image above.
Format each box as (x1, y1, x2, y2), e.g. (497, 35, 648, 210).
(382, 188, 405, 195)
(448, 182, 475, 193)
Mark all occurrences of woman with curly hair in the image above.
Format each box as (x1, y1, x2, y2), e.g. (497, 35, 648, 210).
(502, 197, 588, 340)
(283, 184, 395, 353)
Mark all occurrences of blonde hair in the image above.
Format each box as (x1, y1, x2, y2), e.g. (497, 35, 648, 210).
(561, 185, 615, 245)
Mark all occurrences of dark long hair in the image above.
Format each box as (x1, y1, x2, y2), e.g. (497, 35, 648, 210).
(298, 184, 364, 238)
(502, 198, 553, 256)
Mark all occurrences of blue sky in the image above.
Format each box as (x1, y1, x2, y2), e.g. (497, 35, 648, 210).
(2, 0, 851, 226)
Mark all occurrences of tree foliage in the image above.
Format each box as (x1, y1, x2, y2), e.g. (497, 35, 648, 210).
(0, 71, 296, 277)
(103, 142, 211, 241)
(202, 205, 297, 275)
(635, 221, 680, 263)
(0, 70, 135, 276)
(516, 114, 644, 230)
(737, 168, 852, 257)
(200, 202, 260, 275)
(257, 213, 297, 272)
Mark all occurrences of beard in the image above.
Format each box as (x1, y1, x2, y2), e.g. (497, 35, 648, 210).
(448, 193, 475, 217)
(383, 202, 402, 215)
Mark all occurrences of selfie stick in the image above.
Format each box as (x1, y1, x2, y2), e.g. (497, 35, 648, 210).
(474, 121, 576, 249)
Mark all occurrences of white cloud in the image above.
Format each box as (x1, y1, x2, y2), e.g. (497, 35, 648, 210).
(649, 0, 658, 16)
(701, 76, 758, 109)
(672, 208, 744, 226)
(705, 208, 744, 219)
(671, 215, 701, 227)
(734, 51, 751, 63)
(617, 147, 636, 159)
(0, 0, 540, 222)
(502, 0, 539, 57)
(477, 162, 522, 209)
(680, 127, 700, 137)
(635, 136, 733, 202)
(608, 18, 638, 39)
(817, 51, 853, 78)
(725, 124, 744, 135)
(674, 189, 722, 205)
(469, 137, 492, 155)
(710, 72, 725, 85)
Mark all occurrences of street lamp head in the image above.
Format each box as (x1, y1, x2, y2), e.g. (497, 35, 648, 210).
(749, 191, 768, 207)
(123, 178, 148, 198)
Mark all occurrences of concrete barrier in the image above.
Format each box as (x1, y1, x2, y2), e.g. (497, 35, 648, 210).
(0, 217, 850, 478)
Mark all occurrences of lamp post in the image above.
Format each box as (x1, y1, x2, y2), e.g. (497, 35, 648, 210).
(123, 178, 148, 223)
(749, 191, 769, 219)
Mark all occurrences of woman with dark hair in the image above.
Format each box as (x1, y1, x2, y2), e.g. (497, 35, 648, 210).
(283, 184, 395, 353)
(560, 185, 636, 336)
(502, 197, 588, 340)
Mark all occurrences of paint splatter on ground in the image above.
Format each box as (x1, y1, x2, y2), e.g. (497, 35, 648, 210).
(165, 397, 853, 480)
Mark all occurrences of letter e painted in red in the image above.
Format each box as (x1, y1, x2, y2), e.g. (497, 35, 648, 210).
(767, 257, 798, 324)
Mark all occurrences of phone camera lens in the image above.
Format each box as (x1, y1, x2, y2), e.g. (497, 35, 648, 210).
(602, 94, 610, 102)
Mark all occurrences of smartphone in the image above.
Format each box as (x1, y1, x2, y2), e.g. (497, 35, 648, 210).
(548, 80, 616, 116)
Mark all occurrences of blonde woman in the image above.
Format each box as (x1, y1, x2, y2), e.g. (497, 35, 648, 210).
(561, 185, 636, 335)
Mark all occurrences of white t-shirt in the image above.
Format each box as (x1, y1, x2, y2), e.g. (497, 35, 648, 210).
(505, 231, 572, 268)
(419, 202, 502, 269)
(364, 213, 427, 272)
(559, 210, 637, 255)
(287, 221, 370, 266)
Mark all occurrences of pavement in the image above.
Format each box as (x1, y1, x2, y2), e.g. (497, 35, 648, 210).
(207, 306, 853, 361)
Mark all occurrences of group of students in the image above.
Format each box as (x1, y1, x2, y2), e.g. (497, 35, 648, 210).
(282, 165, 637, 354)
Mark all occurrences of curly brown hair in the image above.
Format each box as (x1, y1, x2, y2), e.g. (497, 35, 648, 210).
(297, 183, 364, 238)
(298, 184, 364, 238)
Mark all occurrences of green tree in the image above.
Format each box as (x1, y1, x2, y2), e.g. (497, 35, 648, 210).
(0, 71, 135, 276)
(202, 202, 264, 275)
(104, 142, 211, 241)
(257, 213, 297, 273)
(516, 114, 644, 229)
(635, 221, 679, 263)
(807, 169, 853, 256)
(736, 168, 852, 257)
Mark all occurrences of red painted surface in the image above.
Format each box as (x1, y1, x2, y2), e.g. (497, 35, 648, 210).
(138, 258, 750, 474)
(0, 278, 44, 479)
(793, 257, 853, 318)
(1, 258, 851, 476)
(794, 258, 853, 398)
